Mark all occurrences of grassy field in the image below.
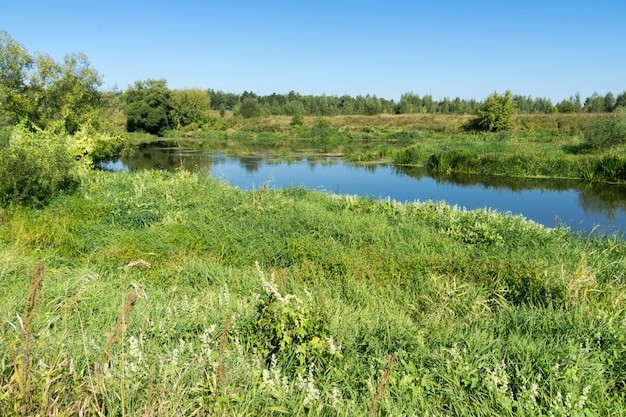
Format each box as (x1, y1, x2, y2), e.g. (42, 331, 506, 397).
(2, 169, 626, 415)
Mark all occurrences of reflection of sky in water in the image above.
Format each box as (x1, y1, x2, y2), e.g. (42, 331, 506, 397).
(103, 155, 626, 235)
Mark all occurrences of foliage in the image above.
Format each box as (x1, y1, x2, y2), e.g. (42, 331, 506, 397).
(235, 97, 262, 118)
(31, 52, 102, 133)
(170, 88, 211, 128)
(557, 93, 583, 113)
(69, 124, 125, 169)
(241, 263, 335, 374)
(0, 32, 102, 133)
(1, 169, 625, 415)
(123, 79, 172, 136)
(476, 90, 518, 132)
(0, 122, 77, 207)
(583, 108, 626, 150)
(0, 31, 33, 122)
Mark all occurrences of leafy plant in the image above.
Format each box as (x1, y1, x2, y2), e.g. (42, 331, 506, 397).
(123, 79, 172, 136)
(0, 122, 78, 207)
(584, 108, 626, 150)
(242, 262, 337, 374)
(476, 90, 518, 132)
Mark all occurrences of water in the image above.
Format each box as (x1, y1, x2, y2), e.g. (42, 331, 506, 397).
(101, 146, 626, 235)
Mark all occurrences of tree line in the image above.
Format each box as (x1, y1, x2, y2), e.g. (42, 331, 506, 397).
(210, 90, 626, 118)
(2, 30, 625, 137)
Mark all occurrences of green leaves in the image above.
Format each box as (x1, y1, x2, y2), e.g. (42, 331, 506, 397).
(476, 90, 518, 132)
(123, 79, 172, 136)
(0, 32, 102, 133)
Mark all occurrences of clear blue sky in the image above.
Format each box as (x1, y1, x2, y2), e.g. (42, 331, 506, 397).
(2, 0, 625, 102)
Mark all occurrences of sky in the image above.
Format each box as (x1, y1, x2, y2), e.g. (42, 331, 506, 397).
(2, 0, 625, 102)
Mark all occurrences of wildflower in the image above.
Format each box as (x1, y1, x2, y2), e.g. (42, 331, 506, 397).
(577, 386, 590, 410)
(296, 365, 320, 406)
(328, 387, 342, 408)
(326, 336, 341, 356)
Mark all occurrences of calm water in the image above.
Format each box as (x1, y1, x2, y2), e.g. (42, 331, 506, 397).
(101, 145, 626, 235)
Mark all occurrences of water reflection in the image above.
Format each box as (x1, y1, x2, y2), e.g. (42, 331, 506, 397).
(102, 145, 626, 235)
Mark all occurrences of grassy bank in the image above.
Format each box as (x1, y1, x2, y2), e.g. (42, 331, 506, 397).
(1, 169, 625, 415)
(156, 112, 626, 183)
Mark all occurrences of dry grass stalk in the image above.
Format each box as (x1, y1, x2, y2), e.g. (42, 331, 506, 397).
(214, 312, 233, 403)
(101, 286, 140, 360)
(15, 261, 45, 415)
(119, 259, 151, 271)
(368, 353, 397, 417)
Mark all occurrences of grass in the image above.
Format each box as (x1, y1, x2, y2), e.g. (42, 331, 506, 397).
(1, 169, 626, 415)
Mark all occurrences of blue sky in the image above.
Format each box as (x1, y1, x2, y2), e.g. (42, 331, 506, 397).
(2, 1, 625, 102)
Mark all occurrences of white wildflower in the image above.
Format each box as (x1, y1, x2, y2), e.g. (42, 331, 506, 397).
(327, 336, 341, 356)
(328, 387, 342, 408)
(296, 370, 320, 406)
(577, 385, 590, 410)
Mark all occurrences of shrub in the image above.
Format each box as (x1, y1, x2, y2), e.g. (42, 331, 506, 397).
(476, 90, 518, 132)
(393, 145, 422, 165)
(240, 263, 336, 375)
(0, 123, 78, 207)
(583, 109, 626, 150)
(69, 125, 125, 169)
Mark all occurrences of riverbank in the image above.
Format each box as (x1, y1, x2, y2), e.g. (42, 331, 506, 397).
(150, 112, 626, 183)
(2, 169, 625, 415)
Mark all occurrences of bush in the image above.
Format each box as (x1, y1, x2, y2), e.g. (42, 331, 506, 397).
(584, 109, 626, 150)
(240, 263, 336, 375)
(0, 123, 78, 207)
(476, 91, 518, 132)
(69, 125, 125, 169)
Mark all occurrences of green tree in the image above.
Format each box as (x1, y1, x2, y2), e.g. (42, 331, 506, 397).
(557, 93, 583, 113)
(32, 52, 102, 133)
(616, 91, 626, 110)
(0, 32, 102, 132)
(476, 90, 518, 131)
(170, 88, 211, 128)
(583, 93, 605, 113)
(604, 92, 615, 112)
(123, 79, 172, 136)
(0, 31, 33, 122)
(236, 97, 261, 118)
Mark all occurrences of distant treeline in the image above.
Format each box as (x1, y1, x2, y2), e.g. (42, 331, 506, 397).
(209, 89, 626, 117)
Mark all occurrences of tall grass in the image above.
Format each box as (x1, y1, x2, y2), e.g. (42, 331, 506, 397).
(1, 169, 625, 415)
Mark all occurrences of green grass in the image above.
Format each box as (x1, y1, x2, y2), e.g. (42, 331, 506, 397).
(1, 169, 626, 415)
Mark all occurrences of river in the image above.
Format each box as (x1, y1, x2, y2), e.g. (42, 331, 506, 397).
(100, 144, 626, 236)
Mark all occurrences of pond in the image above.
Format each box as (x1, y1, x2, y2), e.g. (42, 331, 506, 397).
(101, 144, 626, 236)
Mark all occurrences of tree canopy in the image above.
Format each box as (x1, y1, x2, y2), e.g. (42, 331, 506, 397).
(123, 79, 172, 136)
(0, 31, 102, 133)
(476, 90, 518, 132)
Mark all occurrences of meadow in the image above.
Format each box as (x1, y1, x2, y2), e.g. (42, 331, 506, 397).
(2, 168, 626, 416)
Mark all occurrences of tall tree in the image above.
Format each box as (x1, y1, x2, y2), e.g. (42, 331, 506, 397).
(170, 89, 211, 128)
(604, 92, 616, 112)
(0, 31, 33, 122)
(0, 32, 101, 132)
(124, 79, 172, 136)
(616, 91, 626, 109)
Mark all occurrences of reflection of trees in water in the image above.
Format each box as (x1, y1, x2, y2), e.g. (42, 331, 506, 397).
(238, 156, 263, 173)
(578, 182, 626, 219)
(395, 165, 626, 218)
(121, 145, 214, 173)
